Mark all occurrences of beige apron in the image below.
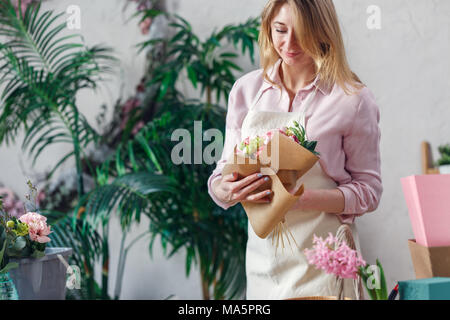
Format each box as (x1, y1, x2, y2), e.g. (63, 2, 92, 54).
(242, 81, 362, 300)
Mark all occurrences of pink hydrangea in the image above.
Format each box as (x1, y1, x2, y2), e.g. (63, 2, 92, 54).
(0, 187, 25, 218)
(19, 212, 52, 243)
(304, 233, 366, 279)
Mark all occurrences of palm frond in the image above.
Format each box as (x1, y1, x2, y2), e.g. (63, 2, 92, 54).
(0, 0, 115, 188)
(78, 172, 178, 231)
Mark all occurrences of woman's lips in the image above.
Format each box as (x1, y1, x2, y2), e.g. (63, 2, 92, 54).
(286, 52, 301, 57)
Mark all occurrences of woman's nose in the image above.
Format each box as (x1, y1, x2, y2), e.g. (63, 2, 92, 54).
(286, 31, 300, 50)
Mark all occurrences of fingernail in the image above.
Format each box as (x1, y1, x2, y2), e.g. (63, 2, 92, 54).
(266, 191, 271, 195)
(257, 173, 263, 178)
(264, 177, 269, 181)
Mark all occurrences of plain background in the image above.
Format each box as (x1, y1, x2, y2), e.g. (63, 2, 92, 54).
(0, 0, 449, 299)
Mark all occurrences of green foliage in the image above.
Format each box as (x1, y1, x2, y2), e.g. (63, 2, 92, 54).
(358, 259, 388, 300)
(437, 144, 450, 166)
(289, 121, 320, 156)
(0, 0, 116, 196)
(1, 1, 260, 300)
(140, 13, 260, 105)
(77, 11, 261, 299)
(0, 0, 116, 299)
(0, 237, 19, 274)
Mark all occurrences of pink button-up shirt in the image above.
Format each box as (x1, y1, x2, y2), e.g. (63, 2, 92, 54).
(207, 58, 382, 224)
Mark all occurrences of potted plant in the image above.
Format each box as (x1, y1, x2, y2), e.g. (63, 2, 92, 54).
(75, 9, 260, 300)
(436, 144, 450, 174)
(0, 182, 72, 300)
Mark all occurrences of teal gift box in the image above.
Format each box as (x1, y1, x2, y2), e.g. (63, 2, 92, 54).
(399, 277, 450, 300)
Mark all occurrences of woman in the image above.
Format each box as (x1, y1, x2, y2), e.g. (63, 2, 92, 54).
(208, 0, 382, 300)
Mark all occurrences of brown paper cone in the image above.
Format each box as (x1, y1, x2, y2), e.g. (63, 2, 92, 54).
(222, 131, 319, 239)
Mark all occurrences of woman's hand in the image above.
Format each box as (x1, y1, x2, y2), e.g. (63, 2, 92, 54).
(212, 172, 273, 207)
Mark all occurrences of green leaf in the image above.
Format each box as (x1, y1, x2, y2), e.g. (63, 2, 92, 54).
(31, 249, 45, 259)
(12, 236, 26, 251)
(158, 72, 173, 101)
(186, 65, 198, 89)
(359, 265, 377, 300)
(185, 246, 194, 277)
(0, 262, 19, 274)
(377, 259, 388, 300)
(0, 238, 7, 265)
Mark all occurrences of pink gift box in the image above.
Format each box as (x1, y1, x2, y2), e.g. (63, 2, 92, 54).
(401, 175, 450, 247)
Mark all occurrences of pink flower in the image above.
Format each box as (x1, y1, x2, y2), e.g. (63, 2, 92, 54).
(122, 98, 140, 114)
(139, 17, 153, 35)
(36, 190, 46, 207)
(120, 98, 141, 129)
(0, 187, 25, 218)
(132, 120, 145, 135)
(19, 212, 52, 243)
(304, 233, 366, 279)
(290, 135, 300, 144)
(12, 0, 35, 15)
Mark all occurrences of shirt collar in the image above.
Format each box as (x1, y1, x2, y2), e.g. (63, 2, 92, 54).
(262, 58, 332, 95)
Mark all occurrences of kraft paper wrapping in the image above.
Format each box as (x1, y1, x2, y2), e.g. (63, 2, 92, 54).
(222, 131, 319, 239)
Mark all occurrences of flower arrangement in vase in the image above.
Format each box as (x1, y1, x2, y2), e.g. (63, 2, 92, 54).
(0, 181, 52, 271)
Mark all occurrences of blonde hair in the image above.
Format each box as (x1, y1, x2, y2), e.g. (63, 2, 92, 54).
(258, 0, 364, 95)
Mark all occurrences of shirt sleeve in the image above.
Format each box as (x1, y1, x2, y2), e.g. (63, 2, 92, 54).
(336, 88, 383, 224)
(207, 78, 247, 210)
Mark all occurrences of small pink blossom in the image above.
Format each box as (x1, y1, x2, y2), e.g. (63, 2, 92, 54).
(36, 190, 46, 207)
(139, 17, 153, 35)
(0, 187, 25, 218)
(132, 120, 145, 135)
(120, 98, 141, 129)
(19, 212, 52, 243)
(304, 233, 366, 279)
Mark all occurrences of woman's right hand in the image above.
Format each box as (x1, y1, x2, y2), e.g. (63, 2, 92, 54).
(212, 172, 273, 206)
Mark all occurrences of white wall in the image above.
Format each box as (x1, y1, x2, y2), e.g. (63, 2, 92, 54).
(1, 0, 449, 299)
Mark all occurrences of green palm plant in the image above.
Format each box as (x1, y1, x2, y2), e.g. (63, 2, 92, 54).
(1, 0, 184, 300)
(0, 0, 115, 196)
(78, 12, 260, 299)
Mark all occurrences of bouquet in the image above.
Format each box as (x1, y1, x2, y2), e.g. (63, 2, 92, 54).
(0, 182, 52, 274)
(237, 121, 320, 158)
(222, 121, 320, 241)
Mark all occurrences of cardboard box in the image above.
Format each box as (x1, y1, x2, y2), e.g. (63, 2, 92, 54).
(408, 239, 450, 279)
